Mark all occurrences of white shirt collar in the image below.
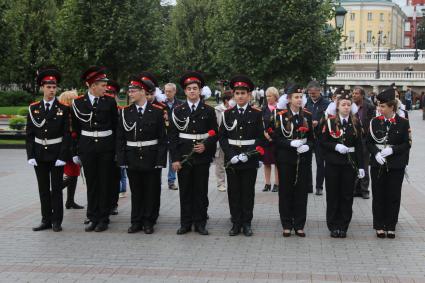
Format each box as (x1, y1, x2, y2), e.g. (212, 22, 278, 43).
(237, 103, 248, 111)
(384, 114, 396, 122)
(43, 97, 55, 108)
(187, 99, 200, 110)
(339, 115, 349, 123)
(136, 101, 147, 113)
(88, 92, 99, 105)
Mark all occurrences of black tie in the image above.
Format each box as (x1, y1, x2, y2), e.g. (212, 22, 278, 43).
(45, 102, 50, 113)
(191, 104, 196, 113)
(293, 114, 299, 124)
(138, 107, 143, 118)
(239, 108, 244, 116)
(342, 119, 348, 128)
(93, 97, 99, 109)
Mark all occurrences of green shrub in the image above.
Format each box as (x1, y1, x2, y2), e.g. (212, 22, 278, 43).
(0, 91, 34, 106)
(17, 107, 29, 116)
(9, 116, 26, 130)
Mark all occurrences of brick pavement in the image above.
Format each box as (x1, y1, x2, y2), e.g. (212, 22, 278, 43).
(0, 111, 424, 282)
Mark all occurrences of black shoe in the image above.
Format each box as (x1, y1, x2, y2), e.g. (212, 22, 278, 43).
(295, 230, 306, 237)
(85, 222, 97, 232)
(229, 224, 241, 236)
(52, 223, 62, 232)
(94, 222, 108, 232)
(339, 231, 347, 238)
(282, 229, 291, 237)
(330, 230, 340, 238)
(376, 230, 386, 238)
(176, 226, 191, 235)
(83, 218, 90, 225)
(262, 184, 271, 192)
(271, 184, 279, 192)
(168, 183, 178, 190)
(32, 222, 52, 231)
(65, 202, 84, 209)
(362, 192, 370, 199)
(386, 231, 395, 239)
(195, 225, 209, 235)
(110, 206, 118, 215)
(127, 224, 143, 234)
(315, 189, 323, 196)
(242, 224, 253, 237)
(144, 226, 154, 234)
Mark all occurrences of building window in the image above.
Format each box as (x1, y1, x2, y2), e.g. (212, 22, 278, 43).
(349, 31, 355, 43)
(367, 31, 372, 43)
(404, 36, 410, 47)
(368, 12, 373, 21)
(405, 22, 411, 31)
(380, 13, 384, 21)
(350, 13, 355, 21)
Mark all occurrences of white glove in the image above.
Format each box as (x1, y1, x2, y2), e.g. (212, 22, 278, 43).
(297, 145, 309, 154)
(290, 140, 303, 148)
(154, 165, 164, 169)
(121, 165, 128, 169)
(238, 153, 248, 163)
(230, 156, 240, 164)
(54, 160, 66, 167)
(380, 147, 393, 158)
(258, 161, 263, 168)
(72, 156, 82, 166)
(375, 152, 386, 165)
(335, 144, 349, 154)
(358, 169, 365, 179)
(28, 159, 38, 166)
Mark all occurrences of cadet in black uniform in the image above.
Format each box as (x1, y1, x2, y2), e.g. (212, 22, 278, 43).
(71, 66, 118, 232)
(169, 71, 218, 235)
(320, 93, 365, 238)
(219, 75, 264, 237)
(26, 66, 71, 232)
(367, 88, 411, 239)
(272, 85, 314, 237)
(116, 78, 167, 234)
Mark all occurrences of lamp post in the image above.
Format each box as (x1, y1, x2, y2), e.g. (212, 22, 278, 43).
(372, 31, 387, 79)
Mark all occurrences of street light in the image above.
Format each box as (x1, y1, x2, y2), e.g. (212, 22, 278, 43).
(335, 3, 347, 30)
(372, 31, 387, 79)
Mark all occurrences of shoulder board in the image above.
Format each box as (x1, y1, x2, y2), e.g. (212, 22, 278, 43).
(328, 115, 336, 120)
(303, 109, 312, 115)
(225, 106, 235, 112)
(152, 103, 164, 110)
(103, 93, 115, 98)
(399, 116, 408, 121)
(30, 101, 40, 106)
(75, 95, 85, 100)
(57, 101, 69, 107)
(174, 104, 184, 109)
(277, 109, 288, 115)
(117, 105, 130, 110)
(251, 105, 261, 111)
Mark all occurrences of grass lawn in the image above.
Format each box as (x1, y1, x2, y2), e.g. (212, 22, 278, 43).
(0, 106, 26, 115)
(0, 139, 25, 145)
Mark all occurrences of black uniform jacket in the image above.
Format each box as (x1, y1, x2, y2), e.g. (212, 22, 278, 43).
(366, 114, 411, 169)
(26, 99, 71, 162)
(71, 93, 118, 155)
(219, 105, 265, 170)
(168, 101, 218, 165)
(116, 103, 167, 170)
(271, 108, 314, 165)
(320, 115, 364, 169)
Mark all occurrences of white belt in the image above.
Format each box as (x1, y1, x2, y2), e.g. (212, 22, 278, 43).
(376, 144, 393, 150)
(347, 147, 355, 153)
(35, 137, 63, 146)
(81, 130, 113, 138)
(126, 140, 158, 147)
(228, 139, 255, 146)
(179, 133, 209, 140)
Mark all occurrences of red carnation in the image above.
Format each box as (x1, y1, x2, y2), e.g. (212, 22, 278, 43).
(267, 127, 274, 134)
(389, 118, 396, 123)
(335, 130, 341, 136)
(297, 126, 309, 133)
(256, 146, 265, 156)
(208, 130, 216, 137)
(377, 115, 385, 120)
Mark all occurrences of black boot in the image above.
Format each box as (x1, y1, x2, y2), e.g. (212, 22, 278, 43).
(262, 184, 271, 192)
(65, 176, 84, 209)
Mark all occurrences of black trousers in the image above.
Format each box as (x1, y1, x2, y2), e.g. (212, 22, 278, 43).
(34, 161, 64, 225)
(226, 168, 257, 226)
(62, 175, 78, 204)
(177, 163, 210, 227)
(80, 151, 114, 224)
(277, 162, 308, 230)
(371, 167, 405, 231)
(152, 168, 162, 223)
(111, 166, 121, 209)
(325, 163, 355, 232)
(127, 168, 161, 226)
(306, 143, 325, 192)
(354, 140, 370, 194)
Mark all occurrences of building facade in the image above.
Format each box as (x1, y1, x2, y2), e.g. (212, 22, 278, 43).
(401, 0, 425, 48)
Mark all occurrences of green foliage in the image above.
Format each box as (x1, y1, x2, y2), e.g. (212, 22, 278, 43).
(9, 116, 26, 130)
(0, 91, 34, 106)
(417, 18, 425, 50)
(17, 107, 29, 116)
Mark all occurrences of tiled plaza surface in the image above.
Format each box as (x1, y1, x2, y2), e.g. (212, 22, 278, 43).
(0, 111, 424, 283)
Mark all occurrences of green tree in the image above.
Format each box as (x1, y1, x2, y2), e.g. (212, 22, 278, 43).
(416, 18, 425, 50)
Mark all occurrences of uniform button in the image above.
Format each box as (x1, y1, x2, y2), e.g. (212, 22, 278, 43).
(44, 147, 48, 149)
(193, 121, 196, 123)
(140, 156, 143, 159)
(95, 139, 98, 142)
(240, 127, 243, 130)
(239, 136, 242, 138)
(45, 129, 48, 132)
(94, 122, 97, 125)
(193, 130, 196, 133)
(139, 129, 142, 132)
